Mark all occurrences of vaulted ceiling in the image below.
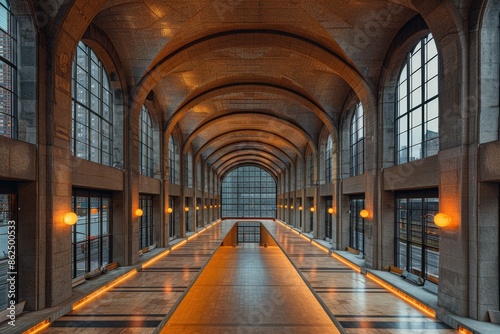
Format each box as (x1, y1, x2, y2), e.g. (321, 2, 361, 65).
(89, 0, 421, 178)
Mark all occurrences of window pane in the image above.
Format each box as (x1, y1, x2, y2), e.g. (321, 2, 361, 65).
(395, 194, 439, 281)
(395, 34, 439, 165)
(222, 166, 276, 217)
(71, 42, 113, 166)
(71, 191, 112, 278)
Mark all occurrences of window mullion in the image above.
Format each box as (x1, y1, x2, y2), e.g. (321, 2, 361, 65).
(421, 39, 426, 158)
(406, 55, 411, 162)
(406, 200, 410, 271)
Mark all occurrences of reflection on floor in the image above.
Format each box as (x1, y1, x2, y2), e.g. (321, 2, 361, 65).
(161, 243, 341, 333)
(44, 221, 235, 334)
(261, 220, 454, 334)
(41, 219, 456, 333)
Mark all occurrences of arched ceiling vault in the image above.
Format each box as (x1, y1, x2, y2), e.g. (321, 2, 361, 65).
(208, 145, 291, 175)
(213, 150, 286, 172)
(82, 0, 424, 176)
(207, 140, 291, 163)
(218, 159, 281, 180)
(195, 130, 303, 164)
(183, 112, 316, 158)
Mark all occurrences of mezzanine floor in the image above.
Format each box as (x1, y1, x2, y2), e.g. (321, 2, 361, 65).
(5, 219, 456, 333)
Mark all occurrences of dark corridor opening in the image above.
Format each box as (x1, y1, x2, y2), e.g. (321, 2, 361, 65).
(237, 221, 261, 243)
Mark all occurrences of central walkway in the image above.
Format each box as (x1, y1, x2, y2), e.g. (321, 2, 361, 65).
(160, 243, 341, 333)
(37, 219, 456, 333)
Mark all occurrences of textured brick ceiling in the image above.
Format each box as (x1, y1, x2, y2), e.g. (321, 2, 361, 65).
(92, 0, 418, 177)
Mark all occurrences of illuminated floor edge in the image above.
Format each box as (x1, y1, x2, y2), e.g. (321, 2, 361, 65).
(9, 219, 497, 333)
(18, 219, 228, 334)
(263, 220, 455, 334)
(273, 220, 500, 334)
(159, 243, 342, 334)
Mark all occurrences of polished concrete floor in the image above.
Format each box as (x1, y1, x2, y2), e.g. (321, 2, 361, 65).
(161, 244, 341, 333)
(39, 219, 455, 333)
(262, 221, 454, 333)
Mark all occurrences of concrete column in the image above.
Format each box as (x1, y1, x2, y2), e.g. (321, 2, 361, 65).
(437, 146, 470, 317)
(43, 52, 73, 307)
(471, 182, 499, 320)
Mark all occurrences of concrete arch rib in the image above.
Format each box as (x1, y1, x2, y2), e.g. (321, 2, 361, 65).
(207, 141, 293, 165)
(182, 112, 315, 156)
(212, 150, 286, 172)
(166, 82, 336, 139)
(207, 145, 292, 174)
(218, 159, 281, 180)
(132, 30, 376, 122)
(196, 130, 302, 163)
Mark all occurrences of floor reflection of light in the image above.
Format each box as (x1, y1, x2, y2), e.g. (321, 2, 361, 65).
(311, 240, 329, 253)
(24, 319, 50, 333)
(73, 269, 138, 310)
(143, 249, 171, 268)
(330, 252, 361, 273)
(366, 272, 436, 318)
(172, 239, 187, 250)
(458, 326, 473, 334)
(183, 268, 190, 280)
(300, 234, 310, 242)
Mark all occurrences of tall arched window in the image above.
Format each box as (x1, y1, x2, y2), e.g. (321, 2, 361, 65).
(221, 166, 276, 217)
(308, 152, 314, 186)
(325, 135, 333, 183)
(185, 151, 192, 187)
(72, 41, 113, 166)
(350, 103, 364, 176)
(296, 160, 303, 190)
(139, 105, 153, 177)
(395, 34, 439, 164)
(168, 135, 179, 184)
(0, 0, 17, 138)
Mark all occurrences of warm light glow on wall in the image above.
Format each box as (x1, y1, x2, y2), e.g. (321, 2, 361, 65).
(434, 213, 451, 228)
(184, 206, 189, 212)
(328, 207, 334, 214)
(290, 205, 294, 209)
(298, 206, 303, 211)
(135, 208, 143, 217)
(196, 206, 200, 210)
(310, 207, 315, 212)
(167, 207, 173, 214)
(204, 205, 207, 209)
(360, 209, 369, 218)
(63, 212, 78, 225)
(90, 208, 98, 214)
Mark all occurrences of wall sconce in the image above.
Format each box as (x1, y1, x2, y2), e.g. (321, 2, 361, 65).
(328, 207, 334, 214)
(135, 208, 143, 217)
(167, 207, 173, 214)
(298, 206, 303, 211)
(426, 213, 451, 228)
(360, 209, 369, 218)
(284, 205, 288, 209)
(184, 206, 190, 212)
(290, 205, 294, 209)
(196, 206, 200, 210)
(63, 212, 78, 225)
(204, 205, 207, 209)
(310, 207, 315, 212)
